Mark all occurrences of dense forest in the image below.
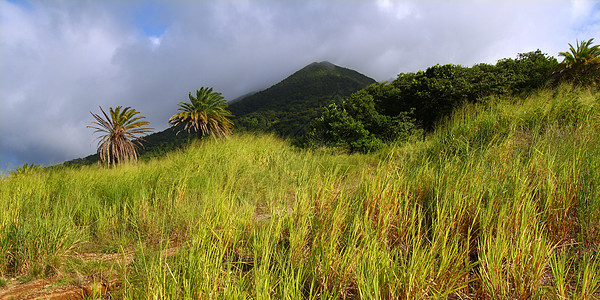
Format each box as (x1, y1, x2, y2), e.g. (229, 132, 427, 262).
(300, 50, 560, 152)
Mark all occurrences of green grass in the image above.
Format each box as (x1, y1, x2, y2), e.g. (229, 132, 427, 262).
(1, 85, 599, 298)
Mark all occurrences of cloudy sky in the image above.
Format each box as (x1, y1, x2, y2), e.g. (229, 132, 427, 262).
(1, 0, 599, 172)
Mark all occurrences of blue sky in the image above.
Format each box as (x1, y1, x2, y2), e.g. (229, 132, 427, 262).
(1, 0, 599, 173)
(132, 1, 170, 37)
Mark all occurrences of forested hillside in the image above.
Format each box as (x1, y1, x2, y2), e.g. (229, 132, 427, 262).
(300, 50, 560, 152)
(229, 61, 376, 136)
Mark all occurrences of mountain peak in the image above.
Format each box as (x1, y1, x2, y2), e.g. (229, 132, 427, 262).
(309, 61, 335, 68)
(228, 62, 376, 136)
(301, 61, 337, 72)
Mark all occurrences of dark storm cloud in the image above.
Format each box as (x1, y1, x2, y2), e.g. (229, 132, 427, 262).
(1, 0, 598, 172)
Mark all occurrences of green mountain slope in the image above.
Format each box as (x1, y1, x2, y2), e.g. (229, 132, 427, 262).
(229, 61, 376, 136)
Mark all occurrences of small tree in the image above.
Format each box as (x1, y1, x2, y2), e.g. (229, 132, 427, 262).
(302, 103, 382, 153)
(88, 106, 152, 166)
(556, 38, 600, 86)
(300, 91, 421, 153)
(8, 163, 41, 177)
(168, 87, 233, 138)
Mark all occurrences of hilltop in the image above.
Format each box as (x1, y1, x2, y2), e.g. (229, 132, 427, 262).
(228, 61, 376, 136)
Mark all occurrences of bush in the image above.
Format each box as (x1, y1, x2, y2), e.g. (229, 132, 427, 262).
(300, 103, 383, 153)
(300, 91, 421, 153)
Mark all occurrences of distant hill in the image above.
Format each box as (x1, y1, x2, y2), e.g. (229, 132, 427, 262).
(61, 62, 375, 167)
(229, 61, 376, 136)
(228, 91, 259, 105)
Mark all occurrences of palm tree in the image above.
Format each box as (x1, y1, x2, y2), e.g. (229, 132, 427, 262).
(8, 163, 41, 177)
(168, 87, 233, 138)
(557, 38, 600, 85)
(88, 106, 153, 166)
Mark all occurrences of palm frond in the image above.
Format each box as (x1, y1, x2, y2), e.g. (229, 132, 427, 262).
(88, 106, 153, 166)
(8, 163, 41, 177)
(557, 38, 600, 86)
(168, 87, 234, 138)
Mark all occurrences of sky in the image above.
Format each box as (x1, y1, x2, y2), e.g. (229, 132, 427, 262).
(1, 0, 599, 172)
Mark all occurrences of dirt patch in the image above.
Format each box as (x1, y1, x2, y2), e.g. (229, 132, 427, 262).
(0, 279, 54, 299)
(0, 247, 179, 300)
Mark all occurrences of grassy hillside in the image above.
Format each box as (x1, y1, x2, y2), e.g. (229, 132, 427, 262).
(1, 85, 599, 298)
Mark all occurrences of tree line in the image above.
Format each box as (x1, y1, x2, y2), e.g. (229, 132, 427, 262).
(299, 38, 600, 153)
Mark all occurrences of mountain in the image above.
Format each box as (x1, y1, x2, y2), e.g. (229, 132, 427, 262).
(228, 91, 259, 104)
(61, 62, 375, 167)
(229, 61, 376, 136)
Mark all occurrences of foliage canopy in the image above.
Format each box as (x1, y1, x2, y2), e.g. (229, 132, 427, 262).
(556, 38, 600, 86)
(88, 106, 152, 166)
(8, 163, 41, 177)
(301, 50, 559, 152)
(169, 87, 233, 139)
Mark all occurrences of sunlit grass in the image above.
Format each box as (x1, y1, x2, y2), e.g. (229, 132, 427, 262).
(1, 85, 599, 298)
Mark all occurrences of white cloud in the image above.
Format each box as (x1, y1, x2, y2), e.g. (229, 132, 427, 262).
(148, 36, 162, 49)
(377, 0, 418, 19)
(571, 0, 596, 18)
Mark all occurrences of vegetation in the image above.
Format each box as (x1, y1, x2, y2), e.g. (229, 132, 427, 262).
(556, 38, 600, 86)
(62, 62, 375, 167)
(301, 50, 559, 153)
(168, 87, 234, 138)
(299, 90, 422, 153)
(7, 163, 41, 177)
(88, 106, 153, 166)
(4, 39, 600, 298)
(62, 127, 194, 168)
(229, 61, 376, 137)
(2, 85, 599, 298)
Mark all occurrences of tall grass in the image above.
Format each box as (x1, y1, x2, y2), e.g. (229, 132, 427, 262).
(1, 85, 599, 298)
